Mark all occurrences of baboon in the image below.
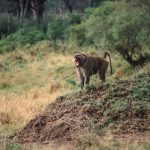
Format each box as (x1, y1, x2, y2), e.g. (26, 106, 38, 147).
(73, 52, 112, 89)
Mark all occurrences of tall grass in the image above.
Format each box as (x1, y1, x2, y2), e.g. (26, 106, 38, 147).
(0, 48, 76, 134)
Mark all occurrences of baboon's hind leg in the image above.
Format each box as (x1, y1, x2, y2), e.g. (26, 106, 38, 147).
(99, 62, 108, 82)
(85, 75, 90, 84)
(79, 76, 84, 89)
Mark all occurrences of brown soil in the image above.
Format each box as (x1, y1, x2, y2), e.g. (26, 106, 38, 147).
(10, 79, 150, 145)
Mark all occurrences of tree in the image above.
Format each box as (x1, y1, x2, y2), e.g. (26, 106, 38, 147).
(86, 1, 150, 66)
(45, 0, 101, 15)
(9, 0, 46, 22)
(0, 0, 18, 38)
(63, 0, 74, 13)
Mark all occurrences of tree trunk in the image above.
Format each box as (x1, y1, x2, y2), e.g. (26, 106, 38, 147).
(88, 0, 92, 7)
(30, 0, 45, 22)
(31, 0, 38, 21)
(19, 0, 24, 23)
(23, 0, 29, 19)
(117, 47, 147, 66)
(63, 0, 73, 13)
(0, 0, 11, 35)
(10, 0, 46, 22)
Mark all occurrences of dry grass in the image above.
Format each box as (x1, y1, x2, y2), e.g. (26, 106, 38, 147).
(0, 49, 75, 133)
(0, 89, 59, 130)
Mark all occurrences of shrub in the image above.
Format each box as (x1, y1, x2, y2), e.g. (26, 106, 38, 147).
(68, 12, 81, 25)
(69, 23, 86, 46)
(0, 23, 46, 53)
(85, 1, 150, 66)
(47, 18, 67, 42)
(85, 2, 117, 49)
(8, 26, 46, 45)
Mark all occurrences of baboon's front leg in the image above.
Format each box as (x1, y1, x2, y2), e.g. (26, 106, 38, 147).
(84, 75, 90, 85)
(80, 76, 84, 89)
(77, 69, 84, 89)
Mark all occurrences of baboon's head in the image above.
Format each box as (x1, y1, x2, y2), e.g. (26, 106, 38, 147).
(73, 53, 87, 67)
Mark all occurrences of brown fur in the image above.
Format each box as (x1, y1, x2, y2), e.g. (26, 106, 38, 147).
(74, 52, 112, 89)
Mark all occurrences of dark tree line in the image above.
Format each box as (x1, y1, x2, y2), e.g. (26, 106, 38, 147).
(0, 0, 149, 23)
(15, 0, 46, 22)
(0, 0, 46, 22)
(0, 0, 101, 22)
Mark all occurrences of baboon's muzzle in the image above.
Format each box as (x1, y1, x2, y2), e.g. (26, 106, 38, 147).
(74, 57, 80, 66)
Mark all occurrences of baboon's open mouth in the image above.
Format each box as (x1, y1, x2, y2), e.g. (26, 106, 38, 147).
(74, 58, 80, 66)
(75, 61, 79, 66)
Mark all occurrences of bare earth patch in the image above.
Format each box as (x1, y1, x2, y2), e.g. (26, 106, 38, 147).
(10, 71, 150, 148)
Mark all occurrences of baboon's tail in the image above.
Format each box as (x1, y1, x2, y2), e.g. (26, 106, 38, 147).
(103, 52, 112, 75)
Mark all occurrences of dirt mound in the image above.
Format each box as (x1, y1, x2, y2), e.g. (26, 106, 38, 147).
(11, 71, 150, 144)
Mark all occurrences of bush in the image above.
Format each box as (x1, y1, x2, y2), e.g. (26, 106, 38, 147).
(85, 2, 117, 48)
(0, 39, 15, 53)
(0, 22, 46, 53)
(85, 1, 150, 66)
(47, 18, 67, 42)
(68, 12, 81, 25)
(69, 23, 86, 46)
(8, 26, 46, 45)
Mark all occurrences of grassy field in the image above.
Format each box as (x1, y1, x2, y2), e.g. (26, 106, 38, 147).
(0, 43, 76, 133)
(1, 42, 146, 150)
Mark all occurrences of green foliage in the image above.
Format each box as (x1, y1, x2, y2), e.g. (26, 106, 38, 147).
(85, 1, 116, 48)
(65, 78, 76, 86)
(85, 1, 150, 65)
(46, 13, 84, 46)
(47, 18, 67, 42)
(111, 100, 129, 112)
(69, 23, 86, 46)
(5, 142, 23, 150)
(0, 39, 16, 53)
(68, 12, 81, 25)
(0, 22, 46, 53)
(87, 2, 150, 49)
(8, 26, 46, 45)
(132, 79, 150, 101)
(132, 65, 150, 102)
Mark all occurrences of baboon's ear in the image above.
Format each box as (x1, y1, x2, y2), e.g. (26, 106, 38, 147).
(81, 54, 86, 59)
(73, 51, 80, 55)
(80, 52, 87, 58)
(81, 53, 87, 57)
